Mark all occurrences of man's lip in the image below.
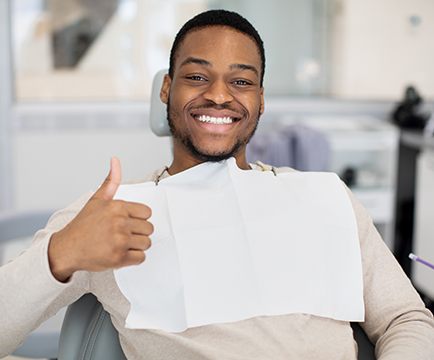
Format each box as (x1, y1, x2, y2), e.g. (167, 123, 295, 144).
(190, 109, 243, 120)
(189, 115, 241, 133)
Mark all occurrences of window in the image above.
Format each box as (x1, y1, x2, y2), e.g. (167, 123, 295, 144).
(13, 0, 208, 102)
(12, 0, 434, 102)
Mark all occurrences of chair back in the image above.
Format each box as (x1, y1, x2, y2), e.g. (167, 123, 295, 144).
(149, 69, 170, 137)
(58, 293, 126, 360)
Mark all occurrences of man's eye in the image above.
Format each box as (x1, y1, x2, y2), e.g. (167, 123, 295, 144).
(233, 79, 251, 86)
(186, 75, 206, 82)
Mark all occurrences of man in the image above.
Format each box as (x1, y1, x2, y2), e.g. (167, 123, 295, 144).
(1, 9, 434, 359)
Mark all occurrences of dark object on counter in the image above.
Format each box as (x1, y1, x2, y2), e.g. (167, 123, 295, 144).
(391, 86, 430, 129)
(394, 199, 415, 277)
(341, 167, 357, 187)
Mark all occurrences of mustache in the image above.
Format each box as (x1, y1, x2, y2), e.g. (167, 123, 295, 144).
(188, 101, 247, 116)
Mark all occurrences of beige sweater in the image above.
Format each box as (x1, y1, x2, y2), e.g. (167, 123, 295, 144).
(1, 164, 434, 359)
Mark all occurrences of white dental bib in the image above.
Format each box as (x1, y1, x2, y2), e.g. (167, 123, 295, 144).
(114, 158, 364, 332)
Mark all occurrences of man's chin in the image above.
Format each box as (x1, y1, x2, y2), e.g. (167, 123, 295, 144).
(190, 148, 236, 163)
(184, 140, 243, 162)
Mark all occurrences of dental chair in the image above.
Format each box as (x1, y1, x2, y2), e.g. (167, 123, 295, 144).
(0, 210, 61, 359)
(59, 293, 375, 360)
(57, 69, 376, 360)
(58, 293, 126, 360)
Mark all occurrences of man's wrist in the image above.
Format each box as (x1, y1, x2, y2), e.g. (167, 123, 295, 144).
(48, 231, 78, 283)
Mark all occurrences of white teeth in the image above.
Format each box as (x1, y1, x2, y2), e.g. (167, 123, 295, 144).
(196, 115, 234, 124)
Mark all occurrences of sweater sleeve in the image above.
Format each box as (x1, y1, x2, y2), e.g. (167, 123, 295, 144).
(349, 191, 434, 360)
(0, 192, 92, 356)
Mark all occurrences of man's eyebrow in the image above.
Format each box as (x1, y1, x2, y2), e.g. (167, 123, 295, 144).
(230, 63, 259, 77)
(180, 57, 211, 67)
(180, 57, 259, 77)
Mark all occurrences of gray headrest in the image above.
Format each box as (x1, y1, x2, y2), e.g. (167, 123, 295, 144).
(150, 69, 171, 137)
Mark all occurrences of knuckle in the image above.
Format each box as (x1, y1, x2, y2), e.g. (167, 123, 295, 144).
(111, 250, 125, 265)
(122, 251, 145, 267)
(108, 200, 124, 213)
(108, 200, 118, 211)
(112, 215, 127, 231)
(116, 199, 127, 207)
(108, 234, 126, 254)
(114, 233, 128, 247)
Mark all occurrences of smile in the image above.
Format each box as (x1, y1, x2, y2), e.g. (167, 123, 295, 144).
(196, 115, 235, 124)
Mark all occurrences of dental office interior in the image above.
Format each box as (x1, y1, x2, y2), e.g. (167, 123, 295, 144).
(1, 0, 434, 359)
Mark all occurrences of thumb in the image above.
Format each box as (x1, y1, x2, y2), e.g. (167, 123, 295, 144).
(94, 157, 122, 200)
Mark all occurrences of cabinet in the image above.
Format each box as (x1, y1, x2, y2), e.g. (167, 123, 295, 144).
(279, 116, 399, 249)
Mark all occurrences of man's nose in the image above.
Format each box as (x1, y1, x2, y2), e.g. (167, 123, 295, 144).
(203, 79, 234, 104)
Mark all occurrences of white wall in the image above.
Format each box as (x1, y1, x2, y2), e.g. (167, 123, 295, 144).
(330, 0, 434, 99)
(0, 0, 14, 211)
(213, 0, 328, 95)
(10, 0, 434, 213)
(13, 127, 172, 211)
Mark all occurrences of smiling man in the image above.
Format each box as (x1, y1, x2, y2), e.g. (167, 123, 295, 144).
(162, 18, 264, 172)
(1, 9, 434, 360)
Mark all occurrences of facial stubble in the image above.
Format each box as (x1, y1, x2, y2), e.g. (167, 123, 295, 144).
(166, 98, 261, 162)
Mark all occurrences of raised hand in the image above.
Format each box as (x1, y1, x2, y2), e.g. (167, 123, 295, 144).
(48, 157, 153, 282)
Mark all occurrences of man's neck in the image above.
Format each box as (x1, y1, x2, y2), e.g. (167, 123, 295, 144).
(168, 151, 250, 175)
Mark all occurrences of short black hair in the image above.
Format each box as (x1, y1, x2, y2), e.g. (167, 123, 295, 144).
(169, 9, 265, 86)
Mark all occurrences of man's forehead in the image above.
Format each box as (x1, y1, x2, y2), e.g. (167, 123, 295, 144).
(174, 26, 261, 69)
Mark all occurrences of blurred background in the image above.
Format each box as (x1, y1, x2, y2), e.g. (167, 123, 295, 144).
(1, 0, 434, 358)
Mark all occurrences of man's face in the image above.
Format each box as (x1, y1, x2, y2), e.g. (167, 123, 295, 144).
(160, 26, 264, 164)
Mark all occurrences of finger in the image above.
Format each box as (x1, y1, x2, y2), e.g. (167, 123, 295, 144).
(93, 157, 122, 201)
(125, 202, 152, 219)
(123, 250, 146, 266)
(128, 218, 154, 236)
(128, 234, 152, 251)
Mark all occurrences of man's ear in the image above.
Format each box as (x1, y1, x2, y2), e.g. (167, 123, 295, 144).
(160, 74, 172, 104)
(259, 87, 265, 115)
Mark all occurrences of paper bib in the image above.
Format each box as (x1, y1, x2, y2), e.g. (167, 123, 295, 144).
(114, 158, 364, 332)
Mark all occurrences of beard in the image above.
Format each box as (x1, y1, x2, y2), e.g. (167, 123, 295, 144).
(166, 99, 261, 162)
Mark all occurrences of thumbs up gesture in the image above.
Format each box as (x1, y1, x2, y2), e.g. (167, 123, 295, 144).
(48, 157, 153, 282)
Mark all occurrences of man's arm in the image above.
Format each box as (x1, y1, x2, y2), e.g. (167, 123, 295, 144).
(0, 196, 91, 356)
(351, 192, 434, 359)
(0, 158, 154, 356)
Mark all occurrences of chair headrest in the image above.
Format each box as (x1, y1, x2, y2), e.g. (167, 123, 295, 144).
(150, 69, 171, 137)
